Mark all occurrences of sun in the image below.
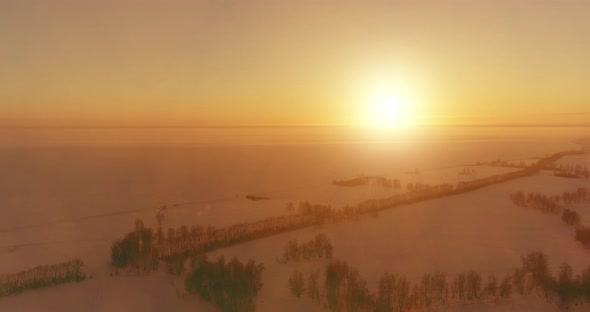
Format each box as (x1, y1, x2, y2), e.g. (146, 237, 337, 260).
(366, 84, 415, 128)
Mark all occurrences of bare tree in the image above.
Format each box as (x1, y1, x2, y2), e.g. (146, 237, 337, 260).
(288, 271, 305, 298)
(452, 273, 466, 299)
(466, 271, 482, 300)
(485, 274, 497, 298)
(499, 274, 512, 297)
(308, 270, 321, 303)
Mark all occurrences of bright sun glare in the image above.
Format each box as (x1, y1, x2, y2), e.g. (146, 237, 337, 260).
(366, 84, 415, 128)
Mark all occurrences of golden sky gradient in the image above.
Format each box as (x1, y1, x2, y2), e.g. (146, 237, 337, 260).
(1, 0, 589, 127)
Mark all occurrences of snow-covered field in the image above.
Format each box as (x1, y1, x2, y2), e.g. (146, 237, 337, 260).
(0, 127, 588, 311)
(201, 173, 590, 312)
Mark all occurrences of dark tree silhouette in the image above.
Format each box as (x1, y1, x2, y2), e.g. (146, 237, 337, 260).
(291, 252, 590, 311)
(451, 273, 466, 299)
(281, 234, 334, 263)
(557, 263, 575, 310)
(562, 209, 581, 227)
(185, 256, 264, 312)
(512, 268, 527, 295)
(419, 273, 433, 307)
(582, 268, 590, 302)
(576, 228, 590, 247)
(324, 260, 374, 311)
(111, 219, 159, 270)
(375, 273, 411, 312)
(289, 271, 305, 298)
(485, 274, 497, 297)
(307, 270, 321, 303)
(499, 274, 513, 297)
(432, 272, 449, 303)
(466, 271, 482, 299)
(0, 259, 86, 297)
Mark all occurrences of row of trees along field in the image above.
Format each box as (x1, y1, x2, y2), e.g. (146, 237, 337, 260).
(510, 191, 586, 226)
(562, 188, 590, 243)
(111, 173, 584, 271)
(0, 259, 86, 297)
(352, 150, 585, 214)
(111, 152, 586, 271)
(561, 187, 590, 204)
(511, 188, 589, 208)
(510, 192, 564, 215)
(476, 160, 532, 168)
(549, 164, 590, 178)
(281, 234, 334, 263)
(289, 252, 590, 312)
(111, 209, 331, 270)
(184, 256, 264, 312)
(333, 176, 402, 189)
(510, 189, 590, 247)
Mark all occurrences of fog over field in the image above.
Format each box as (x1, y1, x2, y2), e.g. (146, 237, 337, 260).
(0, 126, 589, 311)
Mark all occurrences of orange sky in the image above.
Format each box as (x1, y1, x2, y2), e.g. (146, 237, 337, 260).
(1, 0, 589, 127)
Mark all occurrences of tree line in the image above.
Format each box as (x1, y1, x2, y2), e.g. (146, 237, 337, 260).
(476, 160, 531, 168)
(562, 209, 582, 227)
(111, 210, 325, 270)
(353, 149, 586, 216)
(353, 164, 538, 216)
(510, 191, 583, 227)
(510, 190, 590, 248)
(561, 187, 590, 205)
(510, 192, 563, 216)
(111, 219, 159, 271)
(281, 234, 333, 263)
(111, 151, 586, 271)
(185, 256, 264, 312)
(548, 164, 590, 179)
(333, 175, 402, 189)
(510, 188, 589, 207)
(458, 167, 477, 175)
(0, 259, 86, 297)
(288, 251, 590, 311)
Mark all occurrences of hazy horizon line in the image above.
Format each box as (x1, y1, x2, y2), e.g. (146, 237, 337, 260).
(0, 123, 589, 129)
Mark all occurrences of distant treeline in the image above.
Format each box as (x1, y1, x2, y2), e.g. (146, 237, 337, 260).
(561, 187, 590, 204)
(111, 151, 586, 270)
(281, 234, 333, 263)
(458, 167, 477, 175)
(354, 150, 585, 215)
(510, 188, 589, 210)
(289, 251, 590, 311)
(476, 160, 531, 168)
(333, 175, 401, 189)
(510, 192, 567, 216)
(0, 259, 86, 297)
(510, 189, 590, 247)
(548, 164, 590, 179)
(476, 156, 590, 178)
(185, 256, 264, 312)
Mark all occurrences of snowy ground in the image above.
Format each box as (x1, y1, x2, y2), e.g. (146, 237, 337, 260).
(0, 136, 588, 311)
(192, 172, 589, 312)
(1, 166, 589, 311)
